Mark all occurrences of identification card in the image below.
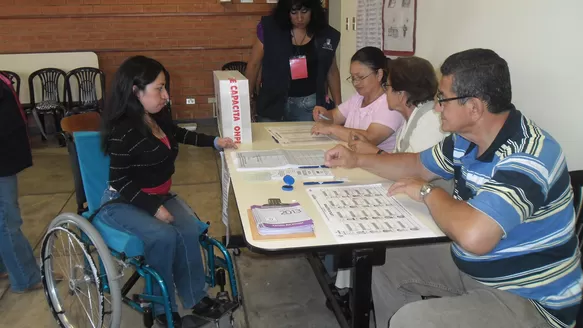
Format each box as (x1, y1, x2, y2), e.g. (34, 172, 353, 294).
(289, 56, 308, 80)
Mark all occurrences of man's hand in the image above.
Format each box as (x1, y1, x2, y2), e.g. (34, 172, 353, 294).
(311, 121, 334, 135)
(348, 131, 379, 154)
(217, 137, 238, 149)
(324, 145, 358, 168)
(388, 177, 427, 202)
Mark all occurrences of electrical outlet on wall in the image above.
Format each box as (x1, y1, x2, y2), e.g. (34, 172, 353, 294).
(186, 98, 196, 105)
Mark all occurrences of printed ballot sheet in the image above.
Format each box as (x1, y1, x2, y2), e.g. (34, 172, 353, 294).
(266, 125, 337, 146)
(232, 149, 326, 171)
(307, 184, 438, 243)
(246, 167, 335, 182)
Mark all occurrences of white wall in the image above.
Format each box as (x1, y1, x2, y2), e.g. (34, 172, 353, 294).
(414, 0, 583, 170)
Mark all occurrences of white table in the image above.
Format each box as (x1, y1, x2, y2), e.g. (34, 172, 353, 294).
(224, 122, 447, 328)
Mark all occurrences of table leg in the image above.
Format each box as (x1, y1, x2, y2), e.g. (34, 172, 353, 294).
(350, 249, 373, 328)
(221, 235, 245, 255)
(307, 253, 350, 328)
(350, 248, 386, 328)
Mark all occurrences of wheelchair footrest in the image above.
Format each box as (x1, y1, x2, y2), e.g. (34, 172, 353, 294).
(183, 302, 238, 328)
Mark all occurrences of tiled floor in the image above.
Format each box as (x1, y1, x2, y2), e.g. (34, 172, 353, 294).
(0, 131, 246, 328)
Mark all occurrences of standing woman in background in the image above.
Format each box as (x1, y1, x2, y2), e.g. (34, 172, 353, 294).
(246, 0, 341, 122)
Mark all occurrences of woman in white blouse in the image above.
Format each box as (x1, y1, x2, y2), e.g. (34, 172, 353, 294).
(349, 56, 447, 155)
(329, 57, 452, 294)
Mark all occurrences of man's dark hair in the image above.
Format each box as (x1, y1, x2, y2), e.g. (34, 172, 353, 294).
(389, 56, 437, 107)
(272, 0, 327, 35)
(440, 48, 513, 113)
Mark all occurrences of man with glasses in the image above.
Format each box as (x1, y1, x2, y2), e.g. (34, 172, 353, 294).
(324, 48, 582, 328)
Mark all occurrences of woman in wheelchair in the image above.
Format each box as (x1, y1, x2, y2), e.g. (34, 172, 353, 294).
(99, 55, 237, 326)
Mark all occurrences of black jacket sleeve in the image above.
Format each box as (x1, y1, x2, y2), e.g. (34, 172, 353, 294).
(154, 107, 216, 147)
(172, 125, 216, 147)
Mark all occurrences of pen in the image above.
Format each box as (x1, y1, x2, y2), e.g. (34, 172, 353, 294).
(318, 113, 331, 121)
(271, 136, 280, 144)
(303, 181, 345, 185)
(298, 165, 329, 169)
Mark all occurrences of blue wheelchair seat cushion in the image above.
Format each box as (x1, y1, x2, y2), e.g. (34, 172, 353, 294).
(82, 210, 145, 258)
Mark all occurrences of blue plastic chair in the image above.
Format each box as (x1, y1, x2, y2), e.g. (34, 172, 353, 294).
(40, 131, 239, 328)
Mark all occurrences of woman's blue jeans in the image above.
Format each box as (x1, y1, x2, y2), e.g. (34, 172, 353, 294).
(0, 175, 41, 292)
(257, 93, 317, 122)
(98, 190, 207, 314)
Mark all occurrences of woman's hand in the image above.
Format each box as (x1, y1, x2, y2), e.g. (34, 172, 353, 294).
(217, 137, 238, 149)
(311, 121, 334, 135)
(312, 106, 331, 122)
(348, 131, 380, 154)
(155, 205, 174, 223)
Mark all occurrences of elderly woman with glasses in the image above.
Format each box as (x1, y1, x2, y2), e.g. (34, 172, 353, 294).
(348, 56, 448, 155)
(311, 47, 405, 153)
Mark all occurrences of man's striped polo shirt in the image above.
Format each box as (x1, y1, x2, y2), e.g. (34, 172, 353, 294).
(420, 109, 583, 327)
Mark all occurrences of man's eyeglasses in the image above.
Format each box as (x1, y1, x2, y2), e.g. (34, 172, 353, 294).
(346, 71, 375, 85)
(436, 94, 473, 105)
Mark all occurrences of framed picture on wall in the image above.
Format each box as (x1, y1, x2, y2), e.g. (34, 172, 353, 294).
(382, 0, 416, 56)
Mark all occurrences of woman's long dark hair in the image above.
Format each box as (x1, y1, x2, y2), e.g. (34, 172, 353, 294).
(101, 55, 166, 153)
(272, 0, 327, 35)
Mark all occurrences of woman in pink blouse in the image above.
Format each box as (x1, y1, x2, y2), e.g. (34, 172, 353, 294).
(311, 47, 404, 152)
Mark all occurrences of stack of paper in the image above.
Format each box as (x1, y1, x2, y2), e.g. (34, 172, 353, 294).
(246, 167, 335, 182)
(232, 149, 325, 171)
(251, 203, 314, 236)
(266, 125, 336, 145)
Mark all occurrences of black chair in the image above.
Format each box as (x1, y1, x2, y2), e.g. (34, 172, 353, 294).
(65, 67, 106, 115)
(221, 61, 247, 76)
(28, 68, 67, 141)
(569, 170, 583, 328)
(571, 171, 583, 226)
(0, 70, 21, 97)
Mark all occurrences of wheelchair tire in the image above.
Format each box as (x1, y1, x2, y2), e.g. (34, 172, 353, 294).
(41, 213, 122, 328)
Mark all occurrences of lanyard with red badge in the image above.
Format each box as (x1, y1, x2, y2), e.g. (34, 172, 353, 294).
(289, 31, 309, 80)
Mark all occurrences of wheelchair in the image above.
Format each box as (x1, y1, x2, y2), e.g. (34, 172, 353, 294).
(40, 129, 240, 328)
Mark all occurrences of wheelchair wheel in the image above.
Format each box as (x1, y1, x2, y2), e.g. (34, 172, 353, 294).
(41, 213, 122, 328)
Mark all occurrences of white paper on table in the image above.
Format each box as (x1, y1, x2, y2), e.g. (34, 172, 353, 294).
(265, 125, 336, 146)
(244, 167, 336, 182)
(232, 149, 326, 171)
(219, 151, 231, 245)
(307, 183, 438, 243)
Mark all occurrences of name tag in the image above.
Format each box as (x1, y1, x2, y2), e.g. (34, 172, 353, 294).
(289, 56, 308, 80)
